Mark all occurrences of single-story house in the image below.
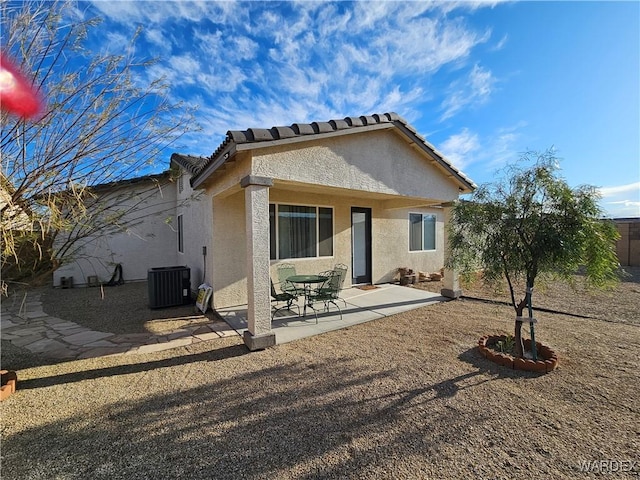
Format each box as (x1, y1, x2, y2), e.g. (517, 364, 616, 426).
(54, 112, 475, 350)
(52, 173, 181, 288)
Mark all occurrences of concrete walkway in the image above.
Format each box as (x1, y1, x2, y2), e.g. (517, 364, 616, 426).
(1, 285, 446, 360)
(1, 292, 238, 361)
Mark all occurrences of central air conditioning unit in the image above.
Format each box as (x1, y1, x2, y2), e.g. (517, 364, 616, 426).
(147, 266, 191, 309)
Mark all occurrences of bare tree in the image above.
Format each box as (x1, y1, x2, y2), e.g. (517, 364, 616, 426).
(1, 0, 198, 285)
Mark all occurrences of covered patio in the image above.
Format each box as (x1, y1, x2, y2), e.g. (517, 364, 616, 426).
(217, 284, 447, 345)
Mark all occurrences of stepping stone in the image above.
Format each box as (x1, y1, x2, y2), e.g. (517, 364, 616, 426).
(11, 326, 48, 336)
(12, 334, 46, 347)
(194, 332, 222, 342)
(61, 330, 113, 346)
(136, 337, 193, 354)
(167, 330, 191, 341)
(56, 327, 90, 336)
(42, 317, 68, 325)
(24, 338, 67, 354)
(109, 333, 154, 343)
(210, 323, 238, 337)
(84, 340, 118, 347)
(50, 321, 83, 331)
(191, 325, 213, 335)
(46, 347, 79, 360)
(76, 346, 131, 359)
(1, 333, 20, 341)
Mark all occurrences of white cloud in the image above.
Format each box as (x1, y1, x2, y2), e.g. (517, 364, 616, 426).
(598, 182, 640, 218)
(439, 128, 481, 170)
(145, 27, 171, 50)
(599, 182, 640, 197)
(232, 36, 259, 61)
(441, 64, 496, 120)
(492, 34, 508, 51)
(438, 122, 525, 176)
(83, 0, 505, 160)
(485, 124, 525, 168)
(89, 1, 237, 27)
(194, 30, 224, 60)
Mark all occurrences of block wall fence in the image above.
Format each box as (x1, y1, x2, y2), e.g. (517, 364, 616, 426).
(614, 218, 640, 267)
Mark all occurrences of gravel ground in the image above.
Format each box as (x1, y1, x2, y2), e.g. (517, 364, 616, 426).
(415, 267, 640, 325)
(39, 282, 216, 335)
(2, 271, 639, 479)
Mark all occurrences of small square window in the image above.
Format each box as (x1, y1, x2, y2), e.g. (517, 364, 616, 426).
(409, 213, 436, 251)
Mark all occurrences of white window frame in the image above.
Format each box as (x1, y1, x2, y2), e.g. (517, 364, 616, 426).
(269, 203, 334, 260)
(409, 213, 436, 252)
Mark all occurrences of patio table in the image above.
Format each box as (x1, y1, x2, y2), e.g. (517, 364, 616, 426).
(286, 274, 328, 318)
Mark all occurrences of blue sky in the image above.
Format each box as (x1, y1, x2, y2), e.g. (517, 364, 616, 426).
(81, 0, 638, 217)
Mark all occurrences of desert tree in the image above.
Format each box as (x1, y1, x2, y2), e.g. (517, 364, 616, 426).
(446, 150, 620, 357)
(0, 0, 198, 285)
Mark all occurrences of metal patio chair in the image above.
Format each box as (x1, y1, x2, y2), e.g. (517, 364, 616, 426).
(314, 264, 348, 308)
(270, 279, 300, 319)
(307, 270, 343, 322)
(276, 263, 298, 296)
(332, 263, 349, 307)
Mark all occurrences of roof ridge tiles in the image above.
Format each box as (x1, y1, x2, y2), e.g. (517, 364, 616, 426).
(170, 152, 208, 175)
(344, 116, 364, 127)
(312, 121, 333, 134)
(329, 119, 349, 130)
(271, 126, 296, 139)
(291, 123, 315, 135)
(248, 128, 273, 142)
(226, 112, 399, 147)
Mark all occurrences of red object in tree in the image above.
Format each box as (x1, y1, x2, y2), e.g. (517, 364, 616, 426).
(0, 52, 43, 119)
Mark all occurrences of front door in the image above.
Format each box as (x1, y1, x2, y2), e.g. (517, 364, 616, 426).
(351, 207, 372, 284)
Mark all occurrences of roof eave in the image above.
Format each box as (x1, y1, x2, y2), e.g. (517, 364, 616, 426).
(190, 143, 237, 190)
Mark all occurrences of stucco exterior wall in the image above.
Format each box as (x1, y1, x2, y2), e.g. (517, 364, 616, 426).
(374, 206, 444, 283)
(208, 153, 252, 198)
(210, 186, 445, 309)
(176, 171, 214, 292)
(211, 191, 248, 308)
(252, 130, 460, 202)
(53, 180, 178, 287)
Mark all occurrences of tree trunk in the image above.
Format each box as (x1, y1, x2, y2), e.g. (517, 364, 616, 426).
(514, 301, 526, 357)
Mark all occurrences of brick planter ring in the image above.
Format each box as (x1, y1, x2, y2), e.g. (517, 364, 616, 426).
(1, 370, 17, 401)
(478, 335, 558, 373)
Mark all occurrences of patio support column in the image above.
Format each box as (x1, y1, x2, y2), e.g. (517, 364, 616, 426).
(441, 202, 462, 299)
(241, 175, 276, 350)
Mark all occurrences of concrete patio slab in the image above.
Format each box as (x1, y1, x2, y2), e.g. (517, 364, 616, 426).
(218, 284, 446, 345)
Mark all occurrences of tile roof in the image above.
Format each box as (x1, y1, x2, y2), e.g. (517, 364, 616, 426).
(170, 153, 207, 176)
(171, 112, 476, 191)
